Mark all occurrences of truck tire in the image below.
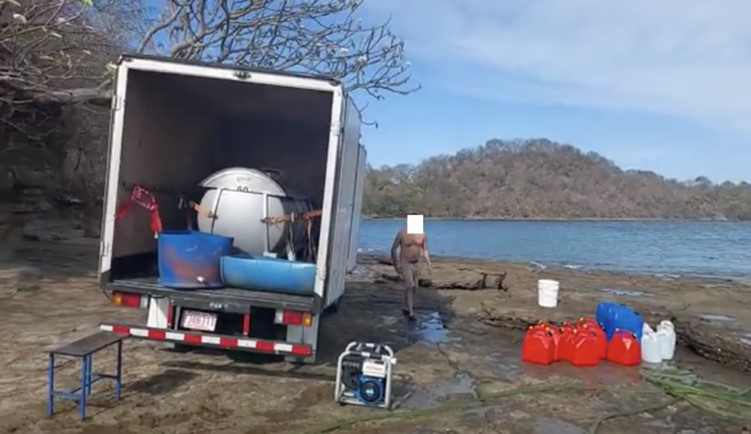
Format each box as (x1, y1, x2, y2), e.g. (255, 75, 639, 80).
(325, 298, 341, 315)
(170, 343, 193, 353)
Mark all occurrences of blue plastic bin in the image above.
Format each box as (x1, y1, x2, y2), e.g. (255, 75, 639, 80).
(220, 255, 317, 296)
(157, 231, 234, 289)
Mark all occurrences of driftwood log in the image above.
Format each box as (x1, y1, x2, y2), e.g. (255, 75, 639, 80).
(481, 309, 751, 373)
(369, 255, 509, 291)
(377, 271, 508, 291)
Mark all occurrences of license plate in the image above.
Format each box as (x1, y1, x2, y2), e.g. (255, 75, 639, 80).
(181, 310, 218, 332)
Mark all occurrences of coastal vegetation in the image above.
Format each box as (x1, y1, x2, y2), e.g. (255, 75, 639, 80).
(363, 139, 751, 220)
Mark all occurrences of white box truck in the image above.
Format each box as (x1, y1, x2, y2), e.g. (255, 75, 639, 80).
(97, 54, 367, 363)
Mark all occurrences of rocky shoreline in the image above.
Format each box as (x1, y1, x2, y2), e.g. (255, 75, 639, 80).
(358, 253, 751, 373)
(0, 230, 749, 432)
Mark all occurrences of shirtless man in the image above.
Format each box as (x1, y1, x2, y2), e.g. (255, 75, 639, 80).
(390, 226, 432, 321)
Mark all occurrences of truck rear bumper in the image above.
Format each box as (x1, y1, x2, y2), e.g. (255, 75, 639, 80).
(108, 278, 321, 314)
(100, 323, 313, 357)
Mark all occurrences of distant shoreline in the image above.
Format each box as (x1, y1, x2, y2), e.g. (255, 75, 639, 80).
(362, 216, 738, 222)
(356, 252, 751, 283)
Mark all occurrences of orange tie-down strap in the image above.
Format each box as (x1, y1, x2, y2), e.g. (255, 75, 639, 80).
(261, 209, 322, 225)
(262, 210, 322, 261)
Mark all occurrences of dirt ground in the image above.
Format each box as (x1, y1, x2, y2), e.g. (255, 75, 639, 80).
(1, 221, 750, 434)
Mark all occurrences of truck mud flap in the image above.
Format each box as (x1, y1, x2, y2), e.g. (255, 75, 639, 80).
(100, 323, 312, 357)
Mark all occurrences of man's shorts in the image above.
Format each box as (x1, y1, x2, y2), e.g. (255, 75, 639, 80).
(399, 260, 419, 289)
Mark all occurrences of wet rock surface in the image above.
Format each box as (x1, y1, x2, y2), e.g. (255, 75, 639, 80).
(0, 222, 749, 433)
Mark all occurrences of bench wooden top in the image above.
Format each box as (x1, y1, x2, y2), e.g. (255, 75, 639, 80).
(48, 331, 125, 357)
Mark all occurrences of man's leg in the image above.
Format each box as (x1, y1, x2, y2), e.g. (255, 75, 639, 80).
(400, 261, 416, 319)
(406, 286, 415, 319)
(407, 267, 419, 320)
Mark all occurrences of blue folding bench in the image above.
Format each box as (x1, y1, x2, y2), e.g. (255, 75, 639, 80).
(47, 331, 125, 420)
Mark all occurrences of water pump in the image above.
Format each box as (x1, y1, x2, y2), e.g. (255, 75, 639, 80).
(335, 342, 396, 409)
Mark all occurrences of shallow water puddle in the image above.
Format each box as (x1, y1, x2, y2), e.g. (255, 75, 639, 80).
(533, 418, 586, 434)
(401, 372, 477, 410)
(699, 313, 736, 322)
(599, 288, 652, 297)
(738, 333, 751, 346)
(412, 311, 454, 343)
(430, 372, 476, 399)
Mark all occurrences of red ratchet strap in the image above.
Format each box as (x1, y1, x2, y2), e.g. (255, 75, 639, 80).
(114, 185, 163, 237)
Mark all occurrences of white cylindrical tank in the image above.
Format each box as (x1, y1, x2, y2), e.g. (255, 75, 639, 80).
(196, 167, 313, 257)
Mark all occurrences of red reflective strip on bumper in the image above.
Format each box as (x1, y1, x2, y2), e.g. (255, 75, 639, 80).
(148, 329, 166, 340)
(219, 337, 238, 347)
(100, 324, 311, 356)
(112, 325, 131, 335)
(184, 333, 202, 344)
(291, 345, 312, 356)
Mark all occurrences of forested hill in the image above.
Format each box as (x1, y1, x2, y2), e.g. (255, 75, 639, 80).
(362, 139, 751, 220)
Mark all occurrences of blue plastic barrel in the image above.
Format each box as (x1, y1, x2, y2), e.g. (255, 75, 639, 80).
(220, 255, 317, 296)
(601, 303, 632, 341)
(612, 307, 644, 341)
(157, 231, 234, 289)
(595, 301, 618, 332)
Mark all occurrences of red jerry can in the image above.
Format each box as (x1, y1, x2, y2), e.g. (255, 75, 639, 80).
(558, 322, 576, 362)
(577, 322, 607, 359)
(607, 328, 641, 366)
(568, 328, 602, 367)
(577, 317, 599, 329)
(529, 322, 548, 331)
(521, 326, 555, 365)
(546, 326, 563, 362)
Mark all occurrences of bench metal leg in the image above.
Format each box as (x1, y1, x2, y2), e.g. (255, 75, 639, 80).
(47, 353, 54, 417)
(115, 340, 122, 400)
(85, 355, 93, 396)
(79, 356, 88, 420)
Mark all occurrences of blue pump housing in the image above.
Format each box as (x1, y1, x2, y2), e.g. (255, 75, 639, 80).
(354, 375, 385, 405)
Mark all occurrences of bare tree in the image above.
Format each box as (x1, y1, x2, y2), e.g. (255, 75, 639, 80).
(0, 0, 142, 137)
(140, 0, 418, 100)
(1, 0, 418, 115)
(0, 0, 417, 238)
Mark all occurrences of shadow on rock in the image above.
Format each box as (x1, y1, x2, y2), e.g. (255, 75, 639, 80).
(128, 368, 199, 395)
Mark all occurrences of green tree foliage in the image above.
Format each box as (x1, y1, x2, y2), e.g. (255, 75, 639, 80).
(363, 139, 751, 221)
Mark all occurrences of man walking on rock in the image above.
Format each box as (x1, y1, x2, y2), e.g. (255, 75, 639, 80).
(390, 221, 431, 322)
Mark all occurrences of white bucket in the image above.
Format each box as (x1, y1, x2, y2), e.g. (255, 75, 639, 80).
(537, 279, 560, 308)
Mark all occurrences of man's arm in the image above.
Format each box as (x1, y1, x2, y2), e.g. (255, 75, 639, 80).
(390, 231, 402, 269)
(422, 236, 432, 273)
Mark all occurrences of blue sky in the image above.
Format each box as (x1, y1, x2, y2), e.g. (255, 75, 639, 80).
(355, 0, 751, 183)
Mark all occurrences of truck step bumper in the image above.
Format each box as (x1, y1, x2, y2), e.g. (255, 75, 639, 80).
(100, 323, 312, 357)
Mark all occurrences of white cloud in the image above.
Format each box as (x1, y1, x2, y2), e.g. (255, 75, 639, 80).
(363, 0, 751, 135)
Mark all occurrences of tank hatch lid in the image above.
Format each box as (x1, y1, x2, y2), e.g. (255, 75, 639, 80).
(199, 167, 286, 195)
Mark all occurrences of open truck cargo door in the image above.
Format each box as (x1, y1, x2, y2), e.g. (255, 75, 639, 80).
(97, 55, 366, 363)
(323, 96, 363, 308)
